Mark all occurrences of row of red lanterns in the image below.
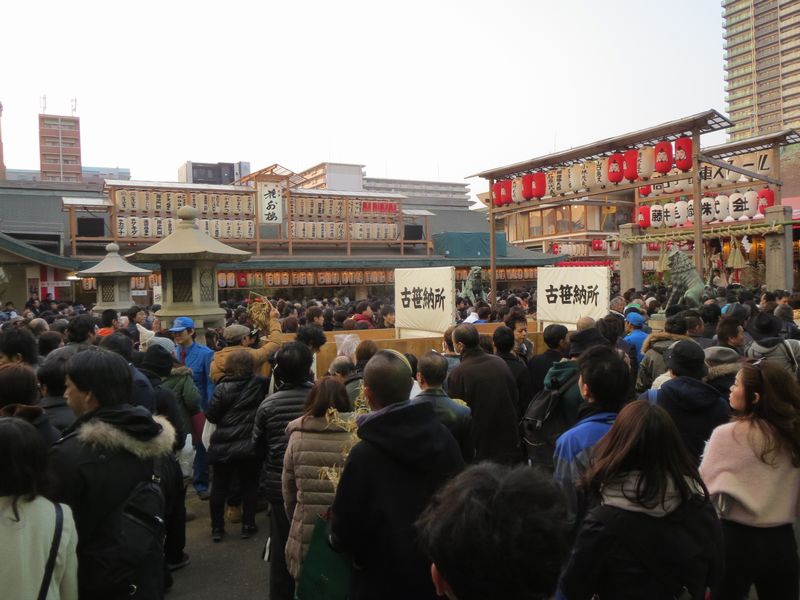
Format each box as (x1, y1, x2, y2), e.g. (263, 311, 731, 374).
(492, 137, 694, 206)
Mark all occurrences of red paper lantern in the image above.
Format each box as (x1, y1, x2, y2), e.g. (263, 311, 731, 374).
(591, 239, 604, 251)
(647, 242, 660, 252)
(636, 205, 651, 228)
(623, 150, 639, 182)
(551, 243, 560, 255)
(757, 188, 775, 214)
(500, 180, 513, 205)
(674, 137, 693, 171)
(654, 141, 673, 174)
(607, 153, 624, 184)
(639, 184, 652, 197)
(237, 272, 248, 288)
(521, 174, 534, 200)
(529, 172, 546, 198)
(492, 182, 502, 206)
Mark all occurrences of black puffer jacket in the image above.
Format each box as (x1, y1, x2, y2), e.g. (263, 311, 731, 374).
(205, 375, 268, 464)
(253, 382, 313, 502)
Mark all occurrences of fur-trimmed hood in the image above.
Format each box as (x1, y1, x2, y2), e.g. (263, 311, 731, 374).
(170, 365, 193, 378)
(642, 332, 691, 354)
(78, 411, 175, 460)
(705, 362, 741, 382)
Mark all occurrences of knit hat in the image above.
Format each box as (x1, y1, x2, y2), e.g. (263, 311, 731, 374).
(665, 340, 707, 379)
(568, 327, 610, 358)
(138, 325, 155, 349)
(750, 311, 782, 340)
(148, 336, 176, 355)
(704, 346, 740, 367)
(141, 345, 174, 378)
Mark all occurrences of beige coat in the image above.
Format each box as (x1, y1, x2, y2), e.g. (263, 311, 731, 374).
(282, 412, 355, 579)
(210, 318, 282, 383)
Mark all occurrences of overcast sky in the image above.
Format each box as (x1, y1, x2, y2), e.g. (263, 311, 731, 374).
(2, 0, 726, 199)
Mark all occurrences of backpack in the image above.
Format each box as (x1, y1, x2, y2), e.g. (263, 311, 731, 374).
(521, 371, 580, 471)
(80, 459, 166, 598)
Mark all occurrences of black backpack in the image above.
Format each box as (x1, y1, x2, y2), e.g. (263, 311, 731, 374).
(521, 371, 580, 471)
(80, 459, 166, 598)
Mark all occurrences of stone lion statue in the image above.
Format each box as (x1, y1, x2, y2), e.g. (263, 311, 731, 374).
(460, 266, 487, 305)
(666, 250, 705, 308)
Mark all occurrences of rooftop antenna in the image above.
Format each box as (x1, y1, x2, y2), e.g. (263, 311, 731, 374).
(40, 95, 47, 114)
(71, 98, 77, 116)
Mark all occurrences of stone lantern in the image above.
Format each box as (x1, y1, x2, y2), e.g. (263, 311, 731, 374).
(131, 206, 250, 342)
(76, 242, 152, 314)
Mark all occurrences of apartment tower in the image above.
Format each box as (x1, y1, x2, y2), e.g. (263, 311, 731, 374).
(723, 0, 800, 140)
(38, 114, 82, 182)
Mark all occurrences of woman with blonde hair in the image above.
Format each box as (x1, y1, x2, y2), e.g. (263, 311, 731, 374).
(700, 360, 800, 599)
(282, 376, 354, 580)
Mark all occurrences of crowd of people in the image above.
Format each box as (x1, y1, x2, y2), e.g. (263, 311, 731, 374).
(1, 283, 800, 599)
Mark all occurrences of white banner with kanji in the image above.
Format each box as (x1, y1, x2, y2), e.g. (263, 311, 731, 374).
(258, 181, 284, 224)
(394, 267, 455, 337)
(536, 266, 610, 326)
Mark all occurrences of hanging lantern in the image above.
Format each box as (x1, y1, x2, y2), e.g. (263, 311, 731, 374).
(654, 141, 673, 174)
(546, 171, 558, 196)
(521, 174, 535, 200)
(636, 205, 651, 228)
(512, 177, 525, 203)
(530, 172, 547, 198)
(591, 239, 605, 251)
(728, 192, 748, 220)
(570, 164, 584, 191)
(674, 199, 689, 227)
(637, 147, 655, 179)
(491, 182, 502, 206)
(663, 202, 676, 227)
(551, 242, 560, 255)
(623, 150, 639, 181)
(701, 197, 715, 223)
(646, 242, 659, 252)
(217, 272, 227, 288)
(554, 168, 568, 194)
(757, 188, 775, 215)
(237, 272, 248, 288)
(500, 180, 513, 205)
(674, 137, 693, 171)
(596, 159, 610, 186)
(581, 162, 597, 189)
(743, 191, 759, 218)
(686, 198, 695, 224)
(639, 184, 652, 197)
(649, 204, 665, 228)
(607, 153, 624, 184)
(713, 195, 729, 221)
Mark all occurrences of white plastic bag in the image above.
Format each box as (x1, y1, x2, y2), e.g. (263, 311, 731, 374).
(178, 433, 196, 478)
(202, 420, 216, 450)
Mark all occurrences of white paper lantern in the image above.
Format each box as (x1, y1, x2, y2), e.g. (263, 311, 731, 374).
(222, 220, 234, 239)
(128, 216, 140, 238)
(686, 199, 695, 224)
(649, 204, 665, 228)
(728, 193, 747, 220)
(570, 164, 584, 191)
(713, 195, 729, 221)
(701, 198, 714, 223)
(637, 147, 655, 179)
(512, 177, 525, 203)
(581, 161, 597, 189)
(155, 218, 164, 238)
(245, 220, 255, 239)
(546, 171, 558, 197)
(596, 159, 610, 186)
(664, 202, 676, 227)
(743, 191, 759, 218)
(116, 216, 127, 237)
(675, 200, 688, 226)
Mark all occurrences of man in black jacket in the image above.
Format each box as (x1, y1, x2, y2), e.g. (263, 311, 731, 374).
(252, 342, 314, 600)
(332, 349, 464, 600)
(447, 323, 520, 463)
(528, 323, 568, 397)
(493, 325, 533, 418)
(413, 351, 473, 462)
(50, 348, 176, 599)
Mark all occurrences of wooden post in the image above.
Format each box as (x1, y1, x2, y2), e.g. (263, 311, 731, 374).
(287, 183, 293, 256)
(68, 206, 77, 256)
(691, 128, 703, 275)
(345, 197, 351, 256)
(255, 186, 262, 256)
(489, 178, 497, 309)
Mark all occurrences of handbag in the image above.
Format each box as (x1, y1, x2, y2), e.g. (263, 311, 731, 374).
(38, 503, 64, 600)
(294, 514, 350, 600)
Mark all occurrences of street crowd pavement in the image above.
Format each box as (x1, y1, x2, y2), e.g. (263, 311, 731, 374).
(170, 493, 269, 599)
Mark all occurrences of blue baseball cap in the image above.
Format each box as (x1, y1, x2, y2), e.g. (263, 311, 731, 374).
(168, 316, 195, 332)
(625, 312, 645, 327)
